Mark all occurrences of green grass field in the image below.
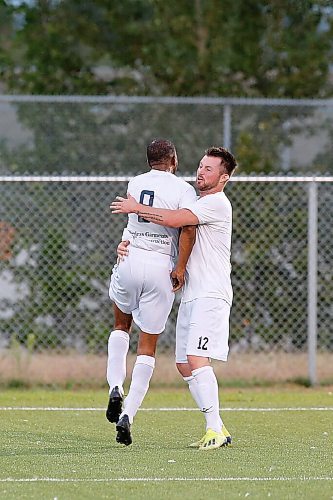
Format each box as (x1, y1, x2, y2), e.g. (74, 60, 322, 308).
(0, 387, 332, 499)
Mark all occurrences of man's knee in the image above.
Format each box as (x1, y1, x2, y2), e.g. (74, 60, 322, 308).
(176, 362, 192, 377)
(114, 320, 131, 333)
(113, 303, 132, 332)
(187, 355, 210, 372)
(137, 332, 159, 357)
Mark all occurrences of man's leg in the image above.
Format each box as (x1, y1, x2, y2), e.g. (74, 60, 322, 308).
(116, 332, 158, 445)
(175, 303, 204, 408)
(106, 303, 131, 423)
(177, 359, 229, 448)
(176, 362, 202, 409)
(176, 302, 221, 431)
(187, 356, 229, 450)
(188, 355, 223, 434)
(183, 299, 232, 449)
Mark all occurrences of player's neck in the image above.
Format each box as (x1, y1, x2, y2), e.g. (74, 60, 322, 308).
(151, 165, 172, 173)
(199, 185, 225, 197)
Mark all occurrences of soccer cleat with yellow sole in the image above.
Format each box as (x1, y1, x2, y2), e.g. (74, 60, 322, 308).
(198, 428, 228, 451)
(222, 424, 232, 446)
(188, 435, 205, 448)
(189, 425, 232, 448)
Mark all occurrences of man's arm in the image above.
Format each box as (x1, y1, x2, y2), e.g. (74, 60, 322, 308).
(111, 194, 199, 228)
(171, 225, 196, 292)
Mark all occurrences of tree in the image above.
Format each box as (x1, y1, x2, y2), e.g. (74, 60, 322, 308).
(0, 0, 15, 85)
(1, 0, 332, 98)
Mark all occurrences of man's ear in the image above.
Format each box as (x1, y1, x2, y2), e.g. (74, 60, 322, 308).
(169, 154, 178, 173)
(219, 173, 229, 183)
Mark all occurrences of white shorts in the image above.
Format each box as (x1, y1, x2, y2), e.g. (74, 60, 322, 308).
(109, 246, 174, 334)
(176, 297, 230, 363)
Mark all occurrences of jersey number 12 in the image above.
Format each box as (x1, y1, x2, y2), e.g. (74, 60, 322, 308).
(197, 336, 208, 350)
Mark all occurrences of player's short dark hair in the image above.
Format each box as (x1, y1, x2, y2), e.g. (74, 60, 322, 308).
(205, 147, 237, 176)
(147, 139, 176, 166)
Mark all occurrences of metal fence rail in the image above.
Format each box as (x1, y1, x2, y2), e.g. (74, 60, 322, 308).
(0, 176, 332, 384)
(1, 95, 333, 176)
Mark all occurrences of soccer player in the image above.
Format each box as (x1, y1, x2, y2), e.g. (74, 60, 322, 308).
(106, 139, 197, 446)
(111, 146, 237, 450)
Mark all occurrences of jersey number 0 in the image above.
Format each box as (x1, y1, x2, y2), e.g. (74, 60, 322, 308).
(138, 190, 155, 223)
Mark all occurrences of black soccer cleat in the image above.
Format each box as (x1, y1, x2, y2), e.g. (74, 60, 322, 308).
(106, 386, 123, 423)
(116, 414, 132, 446)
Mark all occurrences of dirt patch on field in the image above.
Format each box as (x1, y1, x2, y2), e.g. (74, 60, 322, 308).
(0, 350, 332, 386)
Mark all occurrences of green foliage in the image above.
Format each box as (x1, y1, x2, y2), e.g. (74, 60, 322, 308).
(38, 227, 91, 312)
(288, 376, 312, 387)
(0, 0, 332, 97)
(0, 1, 332, 178)
(229, 181, 310, 350)
(0, 181, 110, 351)
(0, 1, 332, 355)
(236, 130, 274, 173)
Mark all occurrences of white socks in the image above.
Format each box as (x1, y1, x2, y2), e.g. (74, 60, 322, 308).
(107, 332, 155, 425)
(121, 355, 155, 424)
(106, 329, 130, 395)
(192, 366, 223, 433)
(183, 375, 202, 408)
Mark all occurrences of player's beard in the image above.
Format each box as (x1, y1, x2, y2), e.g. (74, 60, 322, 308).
(197, 178, 215, 191)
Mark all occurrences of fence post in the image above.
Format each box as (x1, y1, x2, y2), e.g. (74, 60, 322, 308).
(307, 181, 318, 385)
(223, 104, 231, 150)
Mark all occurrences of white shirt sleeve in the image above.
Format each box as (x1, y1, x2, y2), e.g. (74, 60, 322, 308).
(179, 184, 197, 208)
(184, 194, 231, 224)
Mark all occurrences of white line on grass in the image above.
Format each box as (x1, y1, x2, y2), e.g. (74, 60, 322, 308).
(0, 407, 333, 411)
(0, 477, 332, 483)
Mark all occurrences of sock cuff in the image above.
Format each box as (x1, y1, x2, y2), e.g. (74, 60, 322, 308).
(183, 376, 195, 382)
(192, 366, 213, 378)
(109, 330, 130, 342)
(136, 354, 155, 368)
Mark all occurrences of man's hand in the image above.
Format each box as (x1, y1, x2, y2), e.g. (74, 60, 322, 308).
(170, 267, 185, 292)
(116, 240, 130, 262)
(111, 194, 139, 214)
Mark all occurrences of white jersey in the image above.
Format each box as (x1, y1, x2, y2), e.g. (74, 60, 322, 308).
(181, 191, 233, 305)
(122, 169, 197, 259)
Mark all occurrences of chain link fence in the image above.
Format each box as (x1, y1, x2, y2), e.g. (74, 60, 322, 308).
(0, 95, 333, 176)
(0, 95, 332, 384)
(0, 176, 332, 383)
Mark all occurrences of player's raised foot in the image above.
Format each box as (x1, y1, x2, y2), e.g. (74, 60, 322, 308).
(116, 414, 132, 446)
(106, 386, 123, 423)
(198, 429, 227, 451)
(222, 424, 232, 446)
